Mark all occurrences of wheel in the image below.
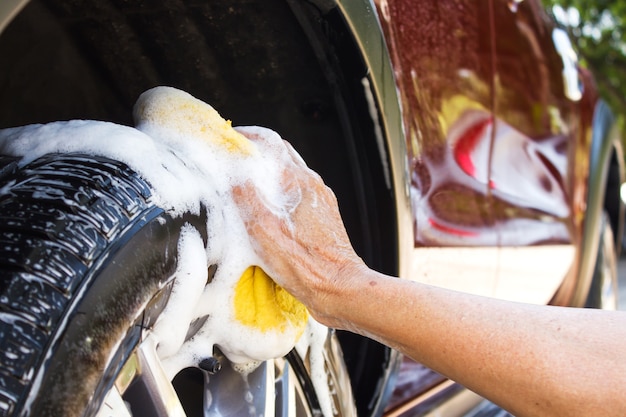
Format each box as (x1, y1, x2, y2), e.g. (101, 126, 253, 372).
(586, 212, 619, 310)
(0, 1, 402, 414)
(0, 152, 356, 417)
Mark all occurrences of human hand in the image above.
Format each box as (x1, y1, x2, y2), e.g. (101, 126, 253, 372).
(231, 127, 366, 327)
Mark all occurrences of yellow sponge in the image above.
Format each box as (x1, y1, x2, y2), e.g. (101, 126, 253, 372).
(135, 86, 308, 340)
(234, 266, 308, 334)
(134, 86, 255, 155)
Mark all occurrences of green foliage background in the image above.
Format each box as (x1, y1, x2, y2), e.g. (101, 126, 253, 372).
(542, 0, 626, 128)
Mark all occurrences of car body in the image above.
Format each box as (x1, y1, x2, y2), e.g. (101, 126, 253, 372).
(0, 0, 622, 416)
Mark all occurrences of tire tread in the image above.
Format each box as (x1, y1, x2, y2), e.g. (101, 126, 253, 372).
(0, 153, 155, 416)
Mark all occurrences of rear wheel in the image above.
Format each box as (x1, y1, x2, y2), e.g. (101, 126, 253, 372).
(0, 152, 355, 417)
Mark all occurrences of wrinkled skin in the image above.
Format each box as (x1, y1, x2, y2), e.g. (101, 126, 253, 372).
(232, 130, 365, 329)
(231, 131, 626, 417)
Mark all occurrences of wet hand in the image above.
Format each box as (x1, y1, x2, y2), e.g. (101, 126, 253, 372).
(231, 129, 365, 326)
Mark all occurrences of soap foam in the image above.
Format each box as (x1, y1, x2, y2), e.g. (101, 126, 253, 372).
(0, 86, 333, 415)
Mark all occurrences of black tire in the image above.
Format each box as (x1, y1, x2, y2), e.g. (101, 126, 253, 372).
(0, 152, 355, 417)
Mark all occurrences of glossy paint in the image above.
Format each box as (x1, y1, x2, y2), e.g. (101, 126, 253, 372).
(370, 0, 599, 412)
(373, 0, 587, 300)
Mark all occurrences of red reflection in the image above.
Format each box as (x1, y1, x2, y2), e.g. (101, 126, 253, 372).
(453, 116, 493, 178)
(428, 218, 478, 237)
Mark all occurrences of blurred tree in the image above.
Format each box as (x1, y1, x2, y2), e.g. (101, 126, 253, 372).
(542, 0, 626, 126)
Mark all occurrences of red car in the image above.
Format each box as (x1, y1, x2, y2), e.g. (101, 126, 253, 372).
(0, 0, 622, 416)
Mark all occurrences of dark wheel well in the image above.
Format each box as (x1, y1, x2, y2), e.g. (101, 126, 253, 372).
(604, 149, 624, 254)
(0, 1, 399, 415)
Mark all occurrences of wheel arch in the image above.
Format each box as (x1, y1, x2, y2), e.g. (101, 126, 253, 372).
(573, 99, 624, 307)
(0, 0, 28, 34)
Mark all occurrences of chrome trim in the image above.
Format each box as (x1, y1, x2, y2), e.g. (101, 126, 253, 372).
(324, 331, 358, 416)
(133, 337, 187, 417)
(0, 0, 28, 35)
(275, 358, 299, 417)
(335, 0, 413, 282)
(598, 213, 619, 310)
(334, 2, 409, 415)
(203, 356, 276, 417)
(421, 389, 485, 417)
(573, 100, 621, 307)
(384, 379, 457, 417)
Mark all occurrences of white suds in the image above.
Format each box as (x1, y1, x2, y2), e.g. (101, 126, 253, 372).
(0, 86, 333, 415)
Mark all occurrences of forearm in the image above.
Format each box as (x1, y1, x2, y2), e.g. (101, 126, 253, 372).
(323, 265, 626, 417)
(230, 133, 626, 416)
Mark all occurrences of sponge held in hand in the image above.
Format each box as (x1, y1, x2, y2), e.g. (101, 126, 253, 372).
(233, 265, 308, 336)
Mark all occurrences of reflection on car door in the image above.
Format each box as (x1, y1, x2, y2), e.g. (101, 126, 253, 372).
(489, 0, 580, 304)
